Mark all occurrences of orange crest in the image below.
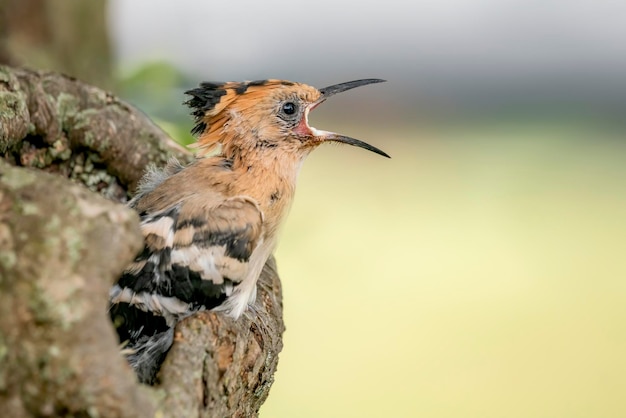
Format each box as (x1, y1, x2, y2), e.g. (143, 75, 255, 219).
(185, 80, 320, 156)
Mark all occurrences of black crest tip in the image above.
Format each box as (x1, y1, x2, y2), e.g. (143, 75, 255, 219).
(184, 82, 229, 136)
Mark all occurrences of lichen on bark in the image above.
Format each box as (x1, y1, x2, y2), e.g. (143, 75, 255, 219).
(0, 160, 150, 417)
(0, 65, 285, 417)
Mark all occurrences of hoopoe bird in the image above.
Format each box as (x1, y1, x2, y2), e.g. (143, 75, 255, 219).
(109, 78, 389, 383)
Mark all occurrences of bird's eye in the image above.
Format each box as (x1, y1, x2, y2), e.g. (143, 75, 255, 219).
(282, 102, 297, 115)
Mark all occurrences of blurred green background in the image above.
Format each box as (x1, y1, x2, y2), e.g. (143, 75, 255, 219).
(3, 0, 625, 416)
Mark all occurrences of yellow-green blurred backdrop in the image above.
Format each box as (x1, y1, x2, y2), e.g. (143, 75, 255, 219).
(262, 120, 626, 417)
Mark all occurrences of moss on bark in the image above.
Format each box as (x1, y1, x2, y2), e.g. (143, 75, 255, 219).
(0, 65, 285, 418)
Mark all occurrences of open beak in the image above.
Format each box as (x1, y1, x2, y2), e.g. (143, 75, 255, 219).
(308, 79, 390, 158)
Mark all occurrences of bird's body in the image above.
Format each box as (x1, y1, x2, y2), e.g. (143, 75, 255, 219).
(109, 78, 388, 383)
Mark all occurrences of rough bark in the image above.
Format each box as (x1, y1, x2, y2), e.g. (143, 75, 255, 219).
(0, 65, 285, 417)
(0, 65, 190, 198)
(0, 160, 153, 417)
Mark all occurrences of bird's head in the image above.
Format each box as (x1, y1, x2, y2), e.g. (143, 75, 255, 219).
(184, 79, 389, 160)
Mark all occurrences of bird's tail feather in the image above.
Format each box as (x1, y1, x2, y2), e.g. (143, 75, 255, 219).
(126, 328, 175, 384)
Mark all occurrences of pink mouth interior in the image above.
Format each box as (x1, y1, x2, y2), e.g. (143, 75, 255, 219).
(293, 99, 326, 136)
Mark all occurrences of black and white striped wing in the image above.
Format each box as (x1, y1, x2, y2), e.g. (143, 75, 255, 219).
(110, 194, 263, 341)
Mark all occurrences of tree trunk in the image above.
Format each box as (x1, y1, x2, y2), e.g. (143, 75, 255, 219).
(0, 0, 114, 89)
(0, 65, 285, 417)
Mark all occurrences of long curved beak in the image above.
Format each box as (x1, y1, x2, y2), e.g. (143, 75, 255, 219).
(313, 79, 390, 158)
(319, 78, 386, 99)
(317, 131, 390, 158)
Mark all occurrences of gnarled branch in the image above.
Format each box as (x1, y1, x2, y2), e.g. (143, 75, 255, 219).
(0, 65, 284, 417)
